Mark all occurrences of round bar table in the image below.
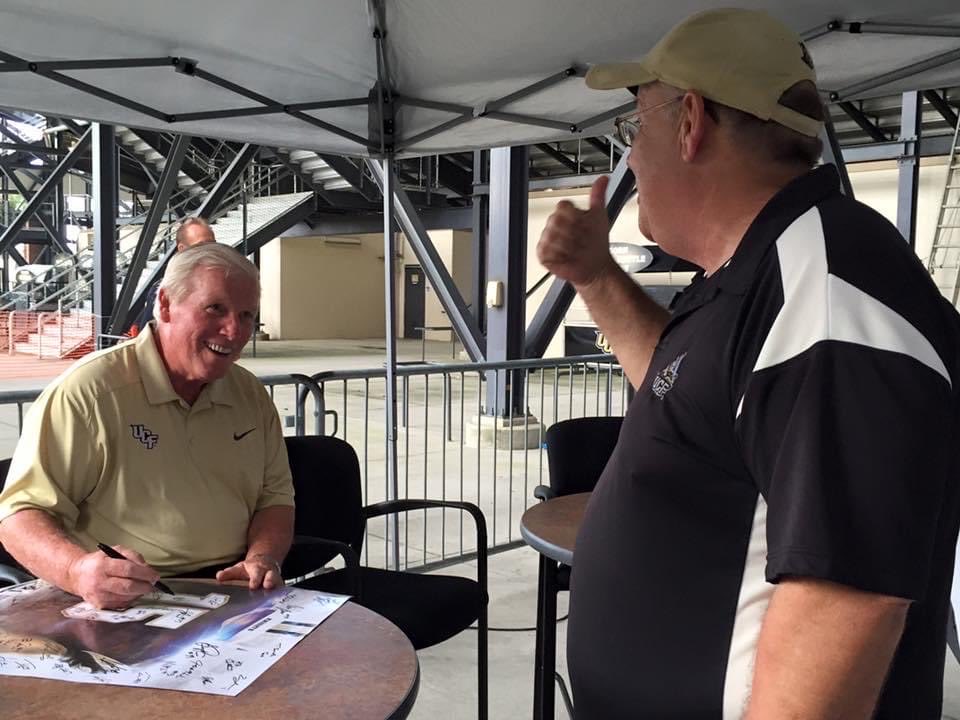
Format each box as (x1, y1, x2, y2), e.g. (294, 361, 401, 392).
(520, 492, 591, 720)
(0, 601, 419, 720)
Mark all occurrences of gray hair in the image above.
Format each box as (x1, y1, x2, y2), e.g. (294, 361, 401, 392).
(175, 216, 213, 247)
(156, 243, 260, 315)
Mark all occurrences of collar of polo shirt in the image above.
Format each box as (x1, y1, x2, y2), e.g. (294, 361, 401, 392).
(135, 322, 234, 408)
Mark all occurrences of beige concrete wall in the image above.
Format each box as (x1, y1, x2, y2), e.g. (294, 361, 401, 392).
(847, 157, 949, 263)
(259, 233, 402, 340)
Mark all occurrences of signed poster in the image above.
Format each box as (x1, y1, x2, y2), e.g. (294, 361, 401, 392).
(0, 579, 348, 695)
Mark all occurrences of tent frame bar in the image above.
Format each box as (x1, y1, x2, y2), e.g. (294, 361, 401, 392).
(830, 47, 960, 101)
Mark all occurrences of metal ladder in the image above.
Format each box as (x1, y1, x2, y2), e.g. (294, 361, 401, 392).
(927, 112, 960, 305)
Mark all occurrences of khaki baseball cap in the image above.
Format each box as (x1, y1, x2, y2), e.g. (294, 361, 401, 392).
(586, 8, 822, 137)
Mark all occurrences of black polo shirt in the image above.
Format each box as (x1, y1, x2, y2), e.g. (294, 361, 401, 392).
(567, 165, 960, 719)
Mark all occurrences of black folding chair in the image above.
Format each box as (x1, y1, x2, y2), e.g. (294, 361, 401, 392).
(283, 434, 489, 720)
(0, 458, 35, 587)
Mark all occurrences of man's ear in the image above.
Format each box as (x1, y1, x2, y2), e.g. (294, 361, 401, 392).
(677, 91, 707, 163)
(156, 288, 172, 322)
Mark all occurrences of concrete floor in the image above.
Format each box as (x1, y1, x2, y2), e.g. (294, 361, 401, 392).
(0, 336, 574, 719)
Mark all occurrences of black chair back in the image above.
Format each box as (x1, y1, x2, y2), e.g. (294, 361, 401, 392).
(284, 435, 365, 556)
(545, 416, 623, 496)
(0, 458, 29, 581)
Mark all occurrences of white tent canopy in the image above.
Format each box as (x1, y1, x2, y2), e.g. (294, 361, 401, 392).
(0, 0, 958, 157)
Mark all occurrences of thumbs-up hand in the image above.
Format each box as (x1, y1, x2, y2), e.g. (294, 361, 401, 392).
(537, 175, 619, 288)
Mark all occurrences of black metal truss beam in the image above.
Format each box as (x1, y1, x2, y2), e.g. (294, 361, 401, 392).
(188, 67, 372, 149)
(296, 207, 472, 235)
(170, 98, 369, 124)
(0, 123, 48, 167)
(92, 124, 118, 340)
(828, 47, 960, 102)
(394, 67, 593, 151)
(126, 184, 316, 324)
(126, 128, 209, 188)
(0, 50, 170, 122)
(836, 102, 888, 142)
(840, 133, 953, 162)
(436, 156, 472, 197)
(586, 136, 621, 161)
(228, 193, 316, 256)
(0, 226, 44, 247)
(317, 154, 377, 201)
(922, 90, 959, 128)
(804, 19, 960, 40)
(535, 143, 580, 173)
(0, 57, 171, 73)
(109, 134, 191, 334)
(0, 127, 91, 257)
(366, 158, 485, 361)
(196, 143, 259, 219)
(0, 50, 374, 151)
(0, 156, 70, 254)
(0, 141, 68, 155)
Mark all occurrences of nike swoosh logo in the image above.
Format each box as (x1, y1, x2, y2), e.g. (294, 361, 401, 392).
(233, 428, 256, 441)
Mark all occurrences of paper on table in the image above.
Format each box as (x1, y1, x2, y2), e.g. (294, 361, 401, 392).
(0, 579, 348, 696)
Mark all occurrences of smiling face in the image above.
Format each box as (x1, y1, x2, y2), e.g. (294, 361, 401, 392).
(155, 265, 258, 403)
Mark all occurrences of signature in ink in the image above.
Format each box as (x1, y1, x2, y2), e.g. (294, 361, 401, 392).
(222, 673, 248, 691)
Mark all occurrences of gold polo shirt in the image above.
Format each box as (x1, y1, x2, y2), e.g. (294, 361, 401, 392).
(0, 323, 294, 575)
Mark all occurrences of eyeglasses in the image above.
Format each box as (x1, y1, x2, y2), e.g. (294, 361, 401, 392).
(613, 96, 683, 146)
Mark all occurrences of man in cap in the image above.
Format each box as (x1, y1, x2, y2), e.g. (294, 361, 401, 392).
(539, 8, 960, 718)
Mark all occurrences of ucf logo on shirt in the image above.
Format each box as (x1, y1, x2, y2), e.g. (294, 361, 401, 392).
(130, 424, 159, 449)
(652, 352, 687, 399)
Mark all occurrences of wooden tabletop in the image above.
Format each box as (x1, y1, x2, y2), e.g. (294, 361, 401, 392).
(0, 601, 419, 720)
(520, 492, 591, 565)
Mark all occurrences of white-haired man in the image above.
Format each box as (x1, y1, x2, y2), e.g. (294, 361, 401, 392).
(0, 243, 293, 609)
(539, 8, 960, 719)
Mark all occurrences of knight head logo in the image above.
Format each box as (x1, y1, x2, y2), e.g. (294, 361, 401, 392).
(652, 352, 687, 399)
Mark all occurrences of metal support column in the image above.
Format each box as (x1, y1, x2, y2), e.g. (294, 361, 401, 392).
(196, 143, 259, 219)
(0, 157, 72, 256)
(108, 134, 191, 334)
(897, 91, 922, 248)
(92, 123, 118, 341)
(381, 157, 401, 572)
(471, 150, 488, 332)
(53, 130, 65, 256)
(1, 167, 6, 293)
(485, 146, 528, 416)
